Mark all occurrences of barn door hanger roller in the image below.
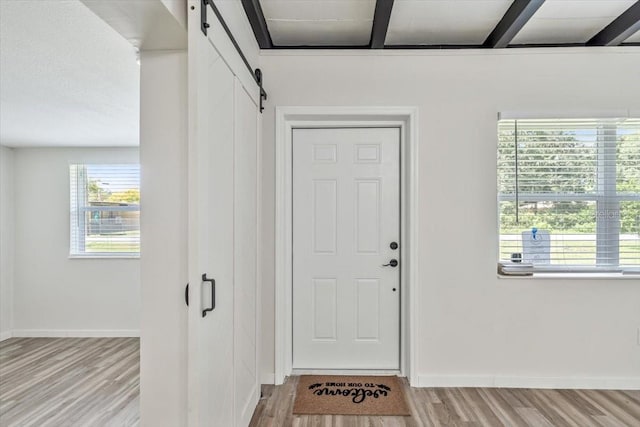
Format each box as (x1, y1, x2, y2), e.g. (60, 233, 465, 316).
(255, 69, 267, 113)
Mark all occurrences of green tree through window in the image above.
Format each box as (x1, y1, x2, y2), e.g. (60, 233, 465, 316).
(497, 118, 639, 270)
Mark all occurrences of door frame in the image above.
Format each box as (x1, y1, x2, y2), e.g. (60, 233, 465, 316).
(275, 106, 420, 386)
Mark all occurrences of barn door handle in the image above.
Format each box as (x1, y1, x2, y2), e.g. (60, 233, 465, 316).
(382, 259, 398, 267)
(185, 283, 189, 306)
(202, 274, 215, 317)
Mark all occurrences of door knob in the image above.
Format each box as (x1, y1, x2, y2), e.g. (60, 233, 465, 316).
(382, 259, 398, 267)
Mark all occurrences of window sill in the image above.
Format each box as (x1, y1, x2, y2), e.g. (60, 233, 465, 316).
(498, 272, 639, 280)
(69, 255, 140, 260)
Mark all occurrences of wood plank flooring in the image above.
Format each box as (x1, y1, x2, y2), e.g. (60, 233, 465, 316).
(250, 376, 640, 427)
(0, 337, 139, 427)
(2, 338, 639, 426)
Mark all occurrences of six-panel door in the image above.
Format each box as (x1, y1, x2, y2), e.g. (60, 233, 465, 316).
(292, 127, 401, 370)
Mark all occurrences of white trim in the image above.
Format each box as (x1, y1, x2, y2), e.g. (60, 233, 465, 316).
(260, 373, 275, 385)
(68, 255, 140, 260)
(498, 110, 637, 120)
(11, 329, 140, 338)
(255, 92, 265, 404)
(292, 369, 402, 376)
(274, 106, 420, 387)
(0, 331, 12, 342)
(498, 272, 640, 280)
(261, 46, 640, 58)
(418, 375, 640, 390)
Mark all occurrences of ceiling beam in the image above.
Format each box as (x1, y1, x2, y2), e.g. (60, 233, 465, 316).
(587, 1, 640, 46)
(370, 0, 395, 49)
(241, 0, 273, 49)
(483, 0, 545, 48)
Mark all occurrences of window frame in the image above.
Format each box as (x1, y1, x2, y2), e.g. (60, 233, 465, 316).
(497, 118, 640, 274)
(69, 163, 141, 259)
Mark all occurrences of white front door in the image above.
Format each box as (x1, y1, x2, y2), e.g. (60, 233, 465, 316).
(292, 127, 401, 370)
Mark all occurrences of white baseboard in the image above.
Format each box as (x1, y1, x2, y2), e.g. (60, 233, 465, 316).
(11, 329, 140, 338)
(0, 330, 12, 342)
(418, 375, 640, 390)
(261, 373, 275, 385)
(292, 369, 401, 376)
(260, 372, 640, 390)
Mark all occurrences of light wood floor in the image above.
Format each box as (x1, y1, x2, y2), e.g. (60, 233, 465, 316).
(2, 338, 639, 426)
(250, 376, 640, 427)
(0, 337, 139, 427)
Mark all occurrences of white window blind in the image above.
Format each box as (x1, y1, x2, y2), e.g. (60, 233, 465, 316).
(70, 164, 140, 257)
(497, 118, 640, 273)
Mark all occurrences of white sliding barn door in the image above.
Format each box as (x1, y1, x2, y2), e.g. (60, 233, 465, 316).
(233, 81, 260, 427)
(188, 2, 261, 426)
(188, 31, 235, 426)
(292, 127, 401, 370)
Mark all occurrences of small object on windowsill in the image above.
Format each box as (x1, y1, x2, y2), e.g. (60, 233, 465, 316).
(622, 269, 640, 275)
(498, 260, 534, 276)
(511, 252, 522, 263)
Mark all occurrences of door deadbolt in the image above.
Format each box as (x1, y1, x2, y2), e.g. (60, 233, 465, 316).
(390, 242, 398, 250)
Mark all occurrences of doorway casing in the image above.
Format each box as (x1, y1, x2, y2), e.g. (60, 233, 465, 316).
(275, 106, 420, 386)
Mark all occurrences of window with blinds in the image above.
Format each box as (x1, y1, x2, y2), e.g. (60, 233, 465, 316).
(497, 118, 640, 273)
(70, 164, 140, 257)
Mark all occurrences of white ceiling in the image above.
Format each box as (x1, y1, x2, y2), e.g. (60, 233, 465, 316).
(512, 0, 637, 44)
(2, 0, 635, 146)
(386, 0, 513, 45)
(0, 0, 139, 148)
(260, 0, 376, 46)
(256, 0, 640, 47)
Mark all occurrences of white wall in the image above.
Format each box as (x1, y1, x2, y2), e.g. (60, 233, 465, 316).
(0, 145, 15, 340)
(259, 48, 640, 388)
(139, 50, 188, 427)
(12, 147, 140, 335)
(160, 0, 187, 29)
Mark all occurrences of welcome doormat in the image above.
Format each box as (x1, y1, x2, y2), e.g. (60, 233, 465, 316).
(292, 375, 411, 416)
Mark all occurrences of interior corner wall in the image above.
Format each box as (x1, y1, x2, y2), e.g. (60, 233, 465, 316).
(139, 49, 188, 427)
(12, 147, 140, 336)
(259, 48, 640, 388)
(0, 145, 15, 340)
